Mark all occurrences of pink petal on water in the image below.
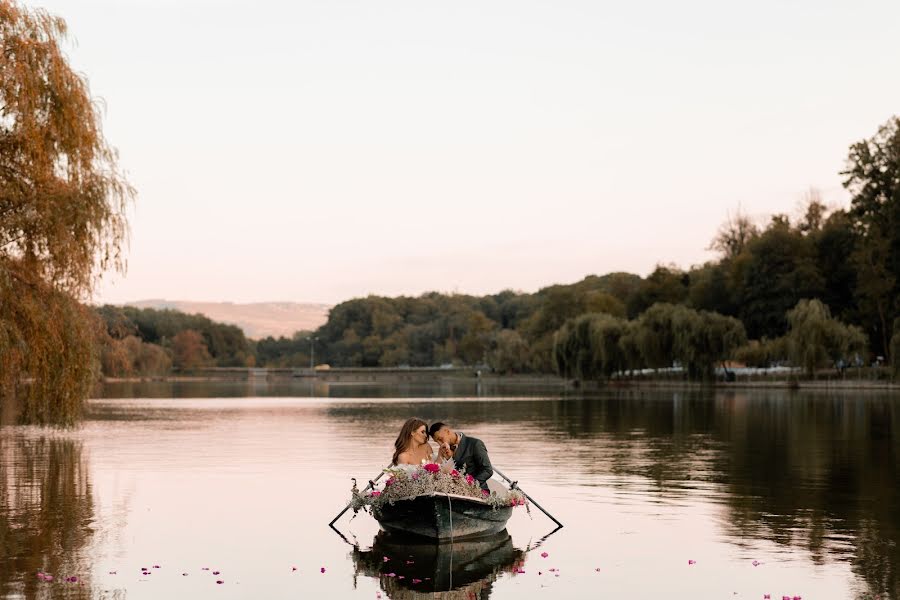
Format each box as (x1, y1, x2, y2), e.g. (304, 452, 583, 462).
(291, 567, 297, 572)
(108, 571, 117, 575)
(538, 571, 543, 576)
(412, 578, 422, 584)
(216, 580, 224, 584)
(541, 552, 549, 558)
(212, 571, 220, 575)
(752, 560, 761, 567)
(595, 567, 601, 572)
(320, 567, 326, 573)
(386, 572, 396, 577)
(688, 560, 696, 565)
(383, 556, 390, 562)
(153, 565, 160, 569)
(202, 567, 210, 571)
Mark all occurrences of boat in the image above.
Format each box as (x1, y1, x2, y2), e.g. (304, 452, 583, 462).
(352, 528, 525, 598)
(373, 488, 514, 540)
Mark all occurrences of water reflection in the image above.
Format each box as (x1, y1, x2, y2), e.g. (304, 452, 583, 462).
(325, 388, 900, 600)
(352, 530, 525, 599)
(0, 435, 95, 599)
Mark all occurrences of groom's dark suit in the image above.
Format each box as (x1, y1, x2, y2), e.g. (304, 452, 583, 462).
(452, 433, 493, 491)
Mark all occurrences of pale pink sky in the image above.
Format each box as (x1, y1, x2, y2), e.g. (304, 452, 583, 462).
(39, 0, 900, 304)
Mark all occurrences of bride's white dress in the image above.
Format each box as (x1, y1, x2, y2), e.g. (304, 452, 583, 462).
(391, 448, 453, 473)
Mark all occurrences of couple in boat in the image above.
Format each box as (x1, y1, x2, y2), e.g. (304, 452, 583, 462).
(391, 417, 494, 491)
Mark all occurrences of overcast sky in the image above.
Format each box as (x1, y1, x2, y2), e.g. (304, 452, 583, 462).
(38, 0, 900, 304)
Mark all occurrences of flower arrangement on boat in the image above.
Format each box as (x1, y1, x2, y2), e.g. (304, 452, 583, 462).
(350, 462, 528, 515)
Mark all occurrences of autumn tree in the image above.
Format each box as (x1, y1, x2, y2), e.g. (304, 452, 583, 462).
(171, 330, 212, 371)
(0, 2, 131, 424)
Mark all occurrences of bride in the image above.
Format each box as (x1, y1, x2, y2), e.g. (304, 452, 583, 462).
(392, 417, 435, 467)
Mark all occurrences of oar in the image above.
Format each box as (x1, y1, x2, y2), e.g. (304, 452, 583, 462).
(328, 466, 389, 527)
(493, 467, 563, 529)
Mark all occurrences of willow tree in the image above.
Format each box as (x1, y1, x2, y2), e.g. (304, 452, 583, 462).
(0, 1, 131, 425)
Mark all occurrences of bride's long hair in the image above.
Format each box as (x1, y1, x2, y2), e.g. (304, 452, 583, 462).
(392, 418, 427, 466)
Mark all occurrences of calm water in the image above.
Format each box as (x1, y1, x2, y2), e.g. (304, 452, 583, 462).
(1, 381, 898, 600)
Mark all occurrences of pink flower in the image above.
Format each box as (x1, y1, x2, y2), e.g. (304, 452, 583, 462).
(412, 578, 422, 584)
(423, 463, 440, 473)
(541, 552, 549, 558)
(385, 477, 395, 487)
(450, 470, 460, 477)
(465, 474, 475, 485)
(370, 491, 382, 497)
(320, 567, 326, 573)
(688, 560, 696, 565)
(516, 568, 525, 574)
(482, 489, 490, 496)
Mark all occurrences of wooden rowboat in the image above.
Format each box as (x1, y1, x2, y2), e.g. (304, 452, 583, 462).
(373, 489, 513, 540)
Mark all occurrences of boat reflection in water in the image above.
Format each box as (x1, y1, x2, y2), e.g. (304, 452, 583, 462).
(352, 529, 525, 599)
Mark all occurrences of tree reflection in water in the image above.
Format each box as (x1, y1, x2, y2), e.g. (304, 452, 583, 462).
(0, 435, 96, 599)
(352, 529, 525, 599)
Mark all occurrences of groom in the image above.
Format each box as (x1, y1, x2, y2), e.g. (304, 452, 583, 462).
(428, 422, 494, 491)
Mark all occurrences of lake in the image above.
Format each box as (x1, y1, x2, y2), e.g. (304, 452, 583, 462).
(1, 381, 897, 599)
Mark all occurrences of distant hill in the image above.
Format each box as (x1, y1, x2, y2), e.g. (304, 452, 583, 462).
(125, 300, 331, 339)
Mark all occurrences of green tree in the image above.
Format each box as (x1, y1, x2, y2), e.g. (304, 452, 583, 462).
(1, 2, 132, 424)
(488, 329, 530, 374)
(625, 265, 689, 318)
(786, 299, 868, 378)
(737, 216, 824, 339)
(891, 319, 900, 377)
(843, 116, 900, 360)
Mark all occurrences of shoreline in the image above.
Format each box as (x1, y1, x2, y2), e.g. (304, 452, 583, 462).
(99, 370, 900, 392)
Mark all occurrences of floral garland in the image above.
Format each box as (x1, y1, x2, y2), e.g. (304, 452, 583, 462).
(350, 462, 528, 515)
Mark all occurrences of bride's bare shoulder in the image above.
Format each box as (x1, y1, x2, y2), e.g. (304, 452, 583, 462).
(396, 451, 413, 465)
